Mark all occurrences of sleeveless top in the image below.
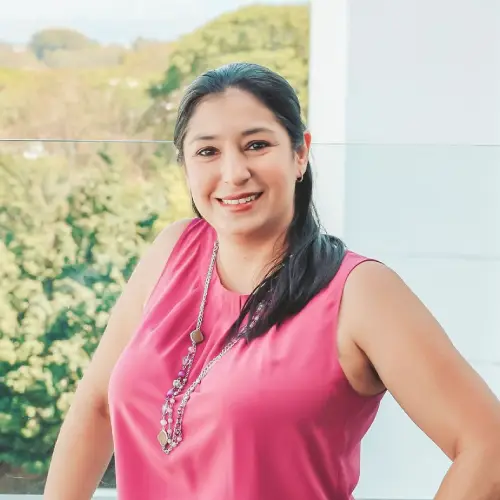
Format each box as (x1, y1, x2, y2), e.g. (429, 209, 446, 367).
(108, 218, 385, 500)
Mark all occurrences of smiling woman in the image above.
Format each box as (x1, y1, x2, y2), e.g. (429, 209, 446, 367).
(44, 63, 500, 500)
(171, 64, 347, 340)
(180, 87, 308, 268)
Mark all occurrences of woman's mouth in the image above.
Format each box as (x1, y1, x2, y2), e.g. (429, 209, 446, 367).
(217, 192, 263, 206)
(217, 189, 262, 212)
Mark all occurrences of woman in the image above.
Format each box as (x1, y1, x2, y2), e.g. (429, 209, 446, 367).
(45, 62, 500, 499)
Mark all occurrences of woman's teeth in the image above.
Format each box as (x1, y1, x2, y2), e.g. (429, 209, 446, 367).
(221, 194, 259, 205)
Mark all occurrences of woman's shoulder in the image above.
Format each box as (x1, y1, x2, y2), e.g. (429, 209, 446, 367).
(154, 217, 195, 248)
(149, 217, 212, 262)
(330, 248, 383, 287)
(146, 218, 195, 268)
(137, 218, 194, 309)
(140, 217, 215, 310)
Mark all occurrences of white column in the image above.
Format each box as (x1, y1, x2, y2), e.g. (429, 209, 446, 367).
(308, 0, 349, 238)
(308, 1, 500, 499)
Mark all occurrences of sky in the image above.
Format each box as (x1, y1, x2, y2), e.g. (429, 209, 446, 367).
(0, 0, 305, 45)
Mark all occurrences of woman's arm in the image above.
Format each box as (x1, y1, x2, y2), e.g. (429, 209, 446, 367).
(340, 261, 500, 499)
(44, 219, 191, 500)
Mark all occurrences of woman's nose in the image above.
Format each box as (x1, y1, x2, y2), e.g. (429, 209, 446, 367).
(220, 149, 251, 185)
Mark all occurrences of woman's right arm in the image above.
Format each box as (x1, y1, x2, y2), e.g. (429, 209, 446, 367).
(43, 219, 191, 500)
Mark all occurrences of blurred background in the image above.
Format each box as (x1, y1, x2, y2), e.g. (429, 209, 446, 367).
(0, 0, 499, 498)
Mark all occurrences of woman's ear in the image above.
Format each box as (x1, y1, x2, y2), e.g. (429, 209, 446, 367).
(296, 131, 312, 173)
(303, 131, 312, 150)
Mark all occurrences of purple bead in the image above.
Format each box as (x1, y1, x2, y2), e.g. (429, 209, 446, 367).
(166, 389, 174, 397)
(178, 370, 186, 378)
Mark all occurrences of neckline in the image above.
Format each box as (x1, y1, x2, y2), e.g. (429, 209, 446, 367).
(212, 259, 250, 305)
(205, 221, 250, 309)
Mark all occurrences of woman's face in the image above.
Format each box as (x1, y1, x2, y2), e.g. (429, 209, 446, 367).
(182, 88, 310, 240)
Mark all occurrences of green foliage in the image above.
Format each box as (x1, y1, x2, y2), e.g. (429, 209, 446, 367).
(149, 64, 182, 98)
(145, 4, 310, 137)
(0, 149, 191, 474)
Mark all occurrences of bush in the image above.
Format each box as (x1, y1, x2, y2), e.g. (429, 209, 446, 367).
(0, 149, 191, 474)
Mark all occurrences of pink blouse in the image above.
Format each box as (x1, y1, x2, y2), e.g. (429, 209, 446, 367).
(108, 218, 384, 499)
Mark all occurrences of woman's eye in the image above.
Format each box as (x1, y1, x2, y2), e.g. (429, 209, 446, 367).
(247, 141, 269, 151)
(196, 147, 217, 157)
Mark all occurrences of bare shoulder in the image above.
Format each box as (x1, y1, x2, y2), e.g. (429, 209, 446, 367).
(340, 259, 445, 354)
(135, 218, 193, 310)
(340, 260, 500, 460)
(343, 259, 402, 300)
(150, 217, 193, 251)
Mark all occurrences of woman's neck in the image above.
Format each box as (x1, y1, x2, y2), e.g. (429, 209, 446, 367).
(216, 232, 286, 295)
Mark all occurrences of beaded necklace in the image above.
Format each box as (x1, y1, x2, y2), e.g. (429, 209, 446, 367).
(157, 240, 263, 454)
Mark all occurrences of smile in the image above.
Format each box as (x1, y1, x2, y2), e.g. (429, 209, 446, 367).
(219, 193, 262, 205)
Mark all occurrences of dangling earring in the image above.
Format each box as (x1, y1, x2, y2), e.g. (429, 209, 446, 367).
(296, 172, 304, 183)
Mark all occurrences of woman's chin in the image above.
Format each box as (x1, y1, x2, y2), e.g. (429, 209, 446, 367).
(214, 213, 270, 239)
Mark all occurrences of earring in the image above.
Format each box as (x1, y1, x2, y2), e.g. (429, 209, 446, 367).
(296, 172, 304, 183)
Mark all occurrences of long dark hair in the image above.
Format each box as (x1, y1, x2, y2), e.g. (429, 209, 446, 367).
(174, 62, 346, 342)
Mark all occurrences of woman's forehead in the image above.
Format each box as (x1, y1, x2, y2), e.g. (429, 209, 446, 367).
(185, 89, 282, 140)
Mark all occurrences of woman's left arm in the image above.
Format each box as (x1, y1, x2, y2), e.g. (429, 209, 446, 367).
(342, 261, 500, 499)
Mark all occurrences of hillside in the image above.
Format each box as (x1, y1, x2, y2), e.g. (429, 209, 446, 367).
(0, 4, 309, 144)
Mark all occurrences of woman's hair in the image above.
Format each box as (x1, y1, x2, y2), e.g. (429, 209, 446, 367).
(173, 62, 346, 342)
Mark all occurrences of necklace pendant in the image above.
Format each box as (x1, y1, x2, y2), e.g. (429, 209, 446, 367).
(157, 429, 168, 447)
(190, 329, 204, 344)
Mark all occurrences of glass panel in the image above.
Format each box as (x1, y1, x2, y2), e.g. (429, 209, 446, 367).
(2, 141, 500, 498)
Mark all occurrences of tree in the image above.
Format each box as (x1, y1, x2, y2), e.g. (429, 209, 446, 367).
(29, 29, 97, 61)
(143, 4, 310, 138)
(0, 148, 191, 479)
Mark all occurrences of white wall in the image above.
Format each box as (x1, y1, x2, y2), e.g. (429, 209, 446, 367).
(309, 1, 500, 499)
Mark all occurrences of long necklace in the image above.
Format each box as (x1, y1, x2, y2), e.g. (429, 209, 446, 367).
(157, 240, 263, 454)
